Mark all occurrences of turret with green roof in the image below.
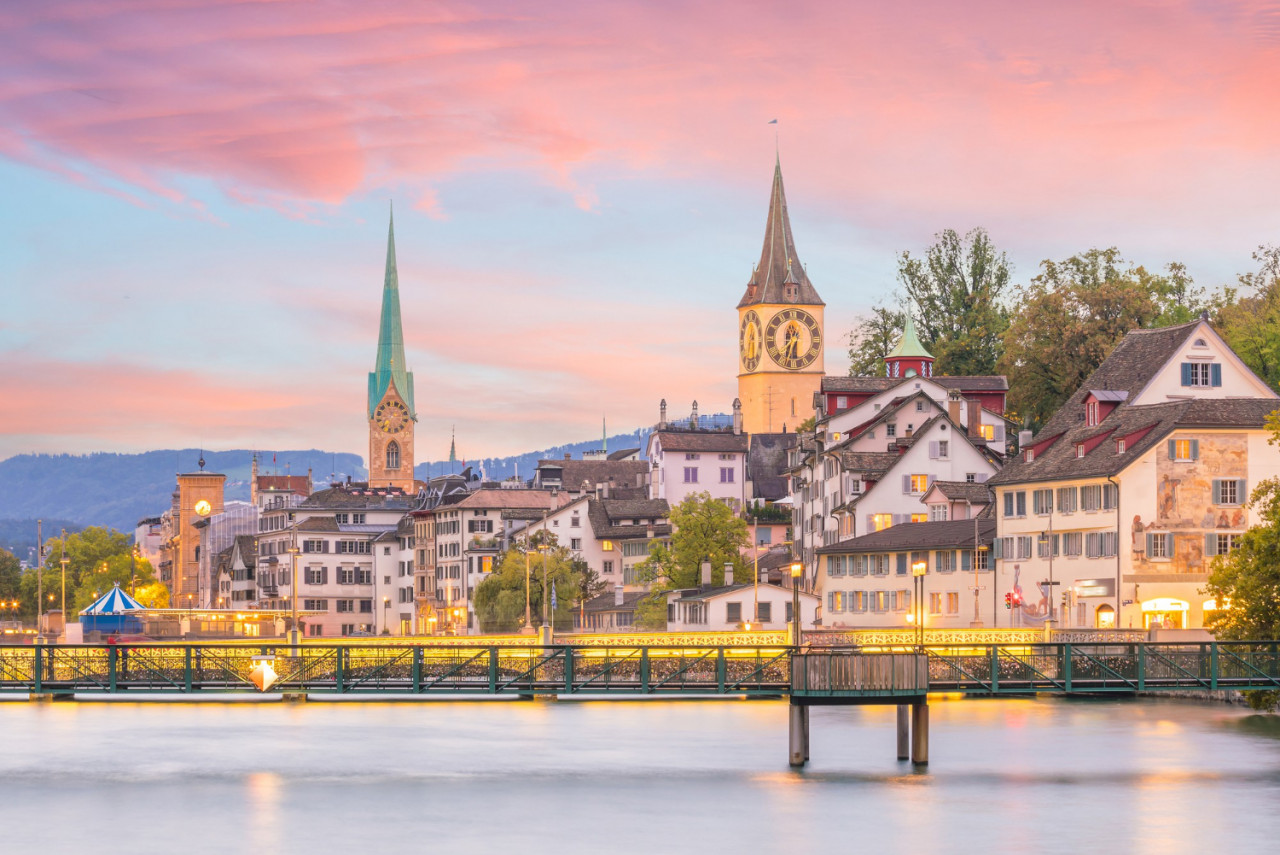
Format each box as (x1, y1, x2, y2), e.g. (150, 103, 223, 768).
(884, 312, 935, 379)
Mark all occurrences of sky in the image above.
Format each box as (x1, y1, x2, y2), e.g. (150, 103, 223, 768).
(3, 0, 1280, 466)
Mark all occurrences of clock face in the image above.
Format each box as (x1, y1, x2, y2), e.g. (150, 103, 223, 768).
(739, 310, 762, 373)
(765, 308, 822, 370)
(194, 500, 212, 516)
(374, 399, 410, 434)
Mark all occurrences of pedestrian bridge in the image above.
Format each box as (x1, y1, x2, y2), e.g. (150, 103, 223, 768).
(6, 642, 1277, 767)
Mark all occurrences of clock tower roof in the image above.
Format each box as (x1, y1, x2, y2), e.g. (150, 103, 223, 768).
(738, 156, 824, 309)
(368, 207, 416, 417)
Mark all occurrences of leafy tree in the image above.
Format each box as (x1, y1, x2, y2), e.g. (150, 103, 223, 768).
(473, 535, 585, 633)
(631, 492, 749, 629)
(17, 526, 137, 621)
(1214, 245, 1280, 393)
(1204, 411, 1280, 711)
(898, 227, 1013, 376)
(69, 552, 160, 614)
(998, 248, 1205, 429)
(847, 302, 904, 376)
(0, 549, 20, 602)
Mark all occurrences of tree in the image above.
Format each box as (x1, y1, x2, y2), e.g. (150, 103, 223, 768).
(998, 248, 1204, 429)
(473, 535, 585, 634)
(898, 227, 1012, 376)
(69, 552, 160, 614)
(631, 492, 749, 629)
(1204, 411, 1280, 711)
(18, 526, 138, 621)
(847, 302, 904, 376)
(0, 549, 21, 602)
(1214, 245, 1280, 393)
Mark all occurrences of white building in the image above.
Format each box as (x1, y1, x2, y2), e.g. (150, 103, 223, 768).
(647, 401, 751, 511)
(665, 579, 820, 633)
(988, 317, 1280, 631)
(516, 496, 672, 590)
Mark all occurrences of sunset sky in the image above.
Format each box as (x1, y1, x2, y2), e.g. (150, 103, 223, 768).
(3, 0, 1280, 466)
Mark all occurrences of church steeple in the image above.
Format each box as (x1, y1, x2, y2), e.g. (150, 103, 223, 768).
(738, 156, 824, 308)
(368, 207, 415, 418)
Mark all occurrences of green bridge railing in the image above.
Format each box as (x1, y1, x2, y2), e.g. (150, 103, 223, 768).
(2, 642, 1278, 697)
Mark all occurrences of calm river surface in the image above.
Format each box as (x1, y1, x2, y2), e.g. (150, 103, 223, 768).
(2, 695, 1278, 854)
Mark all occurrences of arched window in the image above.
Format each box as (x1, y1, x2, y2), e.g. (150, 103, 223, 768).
(791, 397, 796, 416)
(386, 441, 401, 470)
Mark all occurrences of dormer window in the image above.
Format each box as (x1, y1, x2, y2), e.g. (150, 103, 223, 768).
(1116, 439, 1126, 454)
(1086, 402, 1099, 426)
(1024, 449, 1034, 463)
(1076, 444, 1086, 458)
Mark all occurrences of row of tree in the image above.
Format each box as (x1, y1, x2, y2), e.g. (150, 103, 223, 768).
(848, 232, 1280, 428)
(0, 526, 168, 625)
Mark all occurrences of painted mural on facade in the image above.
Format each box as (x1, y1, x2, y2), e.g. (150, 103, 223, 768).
(1130, 434, 1248, 575)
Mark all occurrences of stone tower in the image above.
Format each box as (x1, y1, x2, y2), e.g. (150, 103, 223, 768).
(367, 210, 417, 492)
(737, 157, 825, 434)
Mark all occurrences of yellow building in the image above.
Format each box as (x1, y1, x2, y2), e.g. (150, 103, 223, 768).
(737, 157, 826, 435)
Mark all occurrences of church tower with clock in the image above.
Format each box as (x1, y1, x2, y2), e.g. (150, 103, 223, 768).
(367, 211, 417, 493)
(737, 157, 825, 434)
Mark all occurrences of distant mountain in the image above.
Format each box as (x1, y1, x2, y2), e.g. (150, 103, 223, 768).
(0, 418, 728, 540)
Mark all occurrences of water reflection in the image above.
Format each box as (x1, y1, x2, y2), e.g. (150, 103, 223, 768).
(0, 697, 1275, 855)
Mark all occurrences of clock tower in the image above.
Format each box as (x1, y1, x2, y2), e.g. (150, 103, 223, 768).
(737, 157, 825, 434)
(368, 210, 417, 492)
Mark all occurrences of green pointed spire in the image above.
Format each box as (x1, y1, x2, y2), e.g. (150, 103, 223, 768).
(885, 312, 933, 360)
(368, 206, 416, 417)
(602, 416, 607, 454)
(449, 426, 457, 465)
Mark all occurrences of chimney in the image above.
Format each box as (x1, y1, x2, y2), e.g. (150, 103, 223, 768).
(659, 399, 668, 429)
(701, 559, 712, 588)
(691, 401, 699, 430)
(948, 389, 962, 426)
(724, 563, 734, 587)
(1018, 429, 1033, 450)
(732, 398, 743, 435)
(602, 480, 610, 498)
(614, 585, 624, 607)
(968, 398, 982, 440)
(564, 453, 571, 460)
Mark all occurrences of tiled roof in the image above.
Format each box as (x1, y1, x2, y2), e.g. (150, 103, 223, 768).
(838, 452, 900, 476)
(587, 498, 672, 540)
(581, 591, 647, 614)
(257, 475, 311, 494)
(652, 430, 751, 453)
(607, 448, 641, 461)
(534, 458, 648, 491)
(821, 375, 1008, 394)
(296, 517, 341, 532)
(454, 489, 563, 511)
(925, 481, 993, 504)
(748, 432, 798, 501)
(817, 518, 997, 554)
(300, 486, 417, 510)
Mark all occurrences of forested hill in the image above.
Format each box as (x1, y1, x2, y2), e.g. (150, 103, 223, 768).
(0, 423, 676, 543)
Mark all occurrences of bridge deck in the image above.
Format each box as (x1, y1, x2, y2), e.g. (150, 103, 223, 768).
(1, 642, 1277, 697)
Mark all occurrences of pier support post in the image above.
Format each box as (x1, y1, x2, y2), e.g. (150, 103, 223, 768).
(896, 704, 910, 760)
(911, 701, 929, 766)
(789, 704, 809, 768)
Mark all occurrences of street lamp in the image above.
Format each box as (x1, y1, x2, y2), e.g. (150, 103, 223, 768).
(789, 561, 803, 647)
(286, 535, 300, 647)
(522, 546, 535, 634)
(912, 559, 927, 647)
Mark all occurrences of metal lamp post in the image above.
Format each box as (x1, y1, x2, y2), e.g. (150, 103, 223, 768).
(286, 539, 300, 648)
(912, 560, 927, 647)
(789, 561, 803, 647)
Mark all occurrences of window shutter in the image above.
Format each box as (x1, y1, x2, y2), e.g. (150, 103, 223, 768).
(1205, 533, 1217, 555)
(1181, 363, 1192, 386)
(1211, 363, 1222, 387)
(976, 473, 989, 483)
(827, 592, 834, 610)
(902, 475, 911, 493)
(929, 441, 939, 459)
(927, 474, 937, 488)
(1237, 479, 1248, 502)
(865, 514, 874, 532)
(994, 425, 1005, 441)
(1167, 439, 1176, 459)
(992, 538, 1003, 559)
(897, 553, 907, 574)
(1145, 533, 1153, 555)
(323, 541, 330, 553)
(1165, 533, 1174, 557)
(961, 551, 972, 572)
(1190, 439, 1199, 460)
(1212, 479, 1222, 504)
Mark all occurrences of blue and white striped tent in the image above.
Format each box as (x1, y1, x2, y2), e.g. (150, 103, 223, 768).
(80, 584, 145, 634)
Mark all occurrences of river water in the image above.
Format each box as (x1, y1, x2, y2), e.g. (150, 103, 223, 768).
(1, 695, 1277, 854)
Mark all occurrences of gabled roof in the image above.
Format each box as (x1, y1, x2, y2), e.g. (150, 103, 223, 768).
(453, 489, 562, 511)
(300, 486, 418, 511)
(737, 158, 824, 308)
(587, 498, 672, 540)
(581, 591, 647, 614)
(822, 375, 1009, 394)
(838, 452, 900, 476)
(257, 474, 311, 495)
(922, 480, 993, 504)
(652, 430, 750, 453)
(534, 458, 648, 491)
(817, 518, 997, 555)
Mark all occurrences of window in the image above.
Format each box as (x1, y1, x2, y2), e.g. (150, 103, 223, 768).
(910, 513, 927, 523)
(1080, 485, 1102, 511)
(684, 453, 700, 460)
(304, 567, 328, 585)
(909, 474, 928, 494)
(308, 624, 323, 637)
(338, 567, 356, 585)
(1180, 362, 1221, 387)
(336, 599, 354, 613)
(851, 592, 868, 613)
(928, 592, 943, 615)
(892, 590, 911, 612)
(871, 514, 893, 532)
(1086, 402, 1099, 426)
(886, 423, 897, 438)
(1037, 534, 1059, 559)
(756, 602, 772, 623)
(872, 591, 890, 612)
(836, 396, 849, 409)
(1076, 444, 1086, 458)
(1063, 532, 1083, 557)
(356, 568, 372, 585)
(935, 550, 955, 573)
(872, 555, 891, 576)
(337, 540, 371, 555)
(720, 467, 735, 483)
(1033, 489, 1053, 515)
(341, 624, 355, 636)
(602, 561, 614, 575)
(946, 592, 960, 615)
(1016, 537, 1032, 560)
(570, 538, 582, 550)
(1146, 532, 1173, 559)
(1085, 532, 1118, 558)
(352, 513, 366, 524)
(570, 515, 580, 527)
(974, 549, 989, 571)
(335, 513, 349, 525)
(1214, 479, 1245, 506)
(303, 599, 328, 611)
(979, 424, 995, 441)
(719, 453, 735, 461)
(302, 539, 327, 553)
(930, 505, 949, 522)
(1116, 439, 1126, 454)
(1003, 491, 1027, 518)
(827, 556, 847, 577)
(386, 441, 400, 470)
(916, 400, 925, 412)
(1057, 487, 1077, 514)
(602, 540, 615, 552)
(1103, 483, 1118, 510)
(1169, 438, 1200, 461)
(683, 467, 698, 483)
(727, 602, 742, 623)
(1207, 533, 1243, 555)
